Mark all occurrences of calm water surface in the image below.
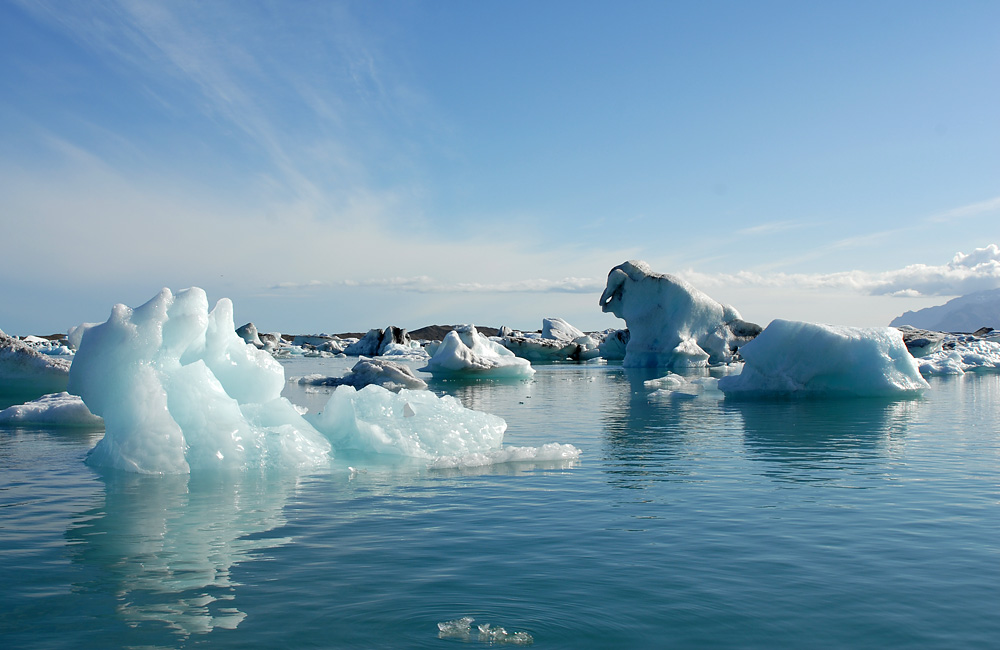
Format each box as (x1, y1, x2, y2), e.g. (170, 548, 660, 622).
(1, 359, 998, 649)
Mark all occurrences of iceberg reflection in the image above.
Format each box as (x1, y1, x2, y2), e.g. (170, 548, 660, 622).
(66, 470, 299, 637)
(731, 398, 920, 481)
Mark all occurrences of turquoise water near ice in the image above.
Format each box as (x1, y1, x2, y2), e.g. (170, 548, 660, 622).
(2, 359, 999, 648)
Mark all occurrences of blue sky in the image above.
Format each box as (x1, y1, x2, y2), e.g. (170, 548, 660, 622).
(2, 0, 998, 335)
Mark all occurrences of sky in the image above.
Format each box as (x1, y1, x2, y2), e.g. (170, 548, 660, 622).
(1, 0, 998, 336)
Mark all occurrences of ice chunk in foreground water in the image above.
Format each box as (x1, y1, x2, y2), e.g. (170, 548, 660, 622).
(68, 288, 331, 473)
(310, 384, 507, 458)
(436, 617, 533, 645)
(310, 384, 581, 468)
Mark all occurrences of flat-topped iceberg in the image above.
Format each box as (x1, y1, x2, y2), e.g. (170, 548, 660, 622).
(421, 325, 535, 379)
(718, 319, 929, 397)
(68, 288, 332, 474)
(0, 328, 71, 396)
(599, 260, 760, 367)
(0, 391, 103, 428)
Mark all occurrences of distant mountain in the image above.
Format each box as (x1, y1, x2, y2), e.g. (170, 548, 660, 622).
(890, 288, 1000, 332)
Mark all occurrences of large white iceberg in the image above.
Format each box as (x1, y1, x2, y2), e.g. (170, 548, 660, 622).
(0, 328, 71, 396)
(599, 260, 760, 367)
(718, 319, 929, 397)
(67, 288, 332, 474)
(421, 325, 535, 379)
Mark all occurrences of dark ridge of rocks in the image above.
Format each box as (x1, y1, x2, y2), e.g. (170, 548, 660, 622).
(409, 325, 500, 341)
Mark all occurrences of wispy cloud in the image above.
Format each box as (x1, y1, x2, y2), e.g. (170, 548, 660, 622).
(11, 0, 416, 225)
(735, 220, 805, 236)
(927, 196, 1000, 223)
(683, 244, 1000, 297)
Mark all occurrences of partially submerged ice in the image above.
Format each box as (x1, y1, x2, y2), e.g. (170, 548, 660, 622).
(309, 383, 580, 467)
(68, 288, 332, 474)
(437, 617, 533, 645)
(421, 325, 535, 379)
(295, 358, 428, 392)
(599, 260, 760, 367)
(718, 319, 929, 397)
(310, 385, 506, 458)
(0, 328, 71, 396)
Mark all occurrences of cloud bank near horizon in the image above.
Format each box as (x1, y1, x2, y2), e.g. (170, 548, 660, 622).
(269, 244, 1000, 300)
(269, 276, 607, 295)
(685, 244, 1000, 298)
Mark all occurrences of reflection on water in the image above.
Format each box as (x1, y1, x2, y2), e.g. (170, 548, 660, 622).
(731, 397, 920, 481)
(66, 470, 300, 638)
(600, 367, 741, 488)
(600, 366, 925, 487)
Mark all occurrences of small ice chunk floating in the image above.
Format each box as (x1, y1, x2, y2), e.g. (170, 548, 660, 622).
(68, 288, 332, 473)
(599, 260, 760, 368)
(421, 325, 535, 379)
(437, 616, 533, 645)
(717, 319, 929, 397)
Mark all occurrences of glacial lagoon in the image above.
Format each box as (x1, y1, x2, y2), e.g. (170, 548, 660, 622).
(2, 356, 999, 648)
